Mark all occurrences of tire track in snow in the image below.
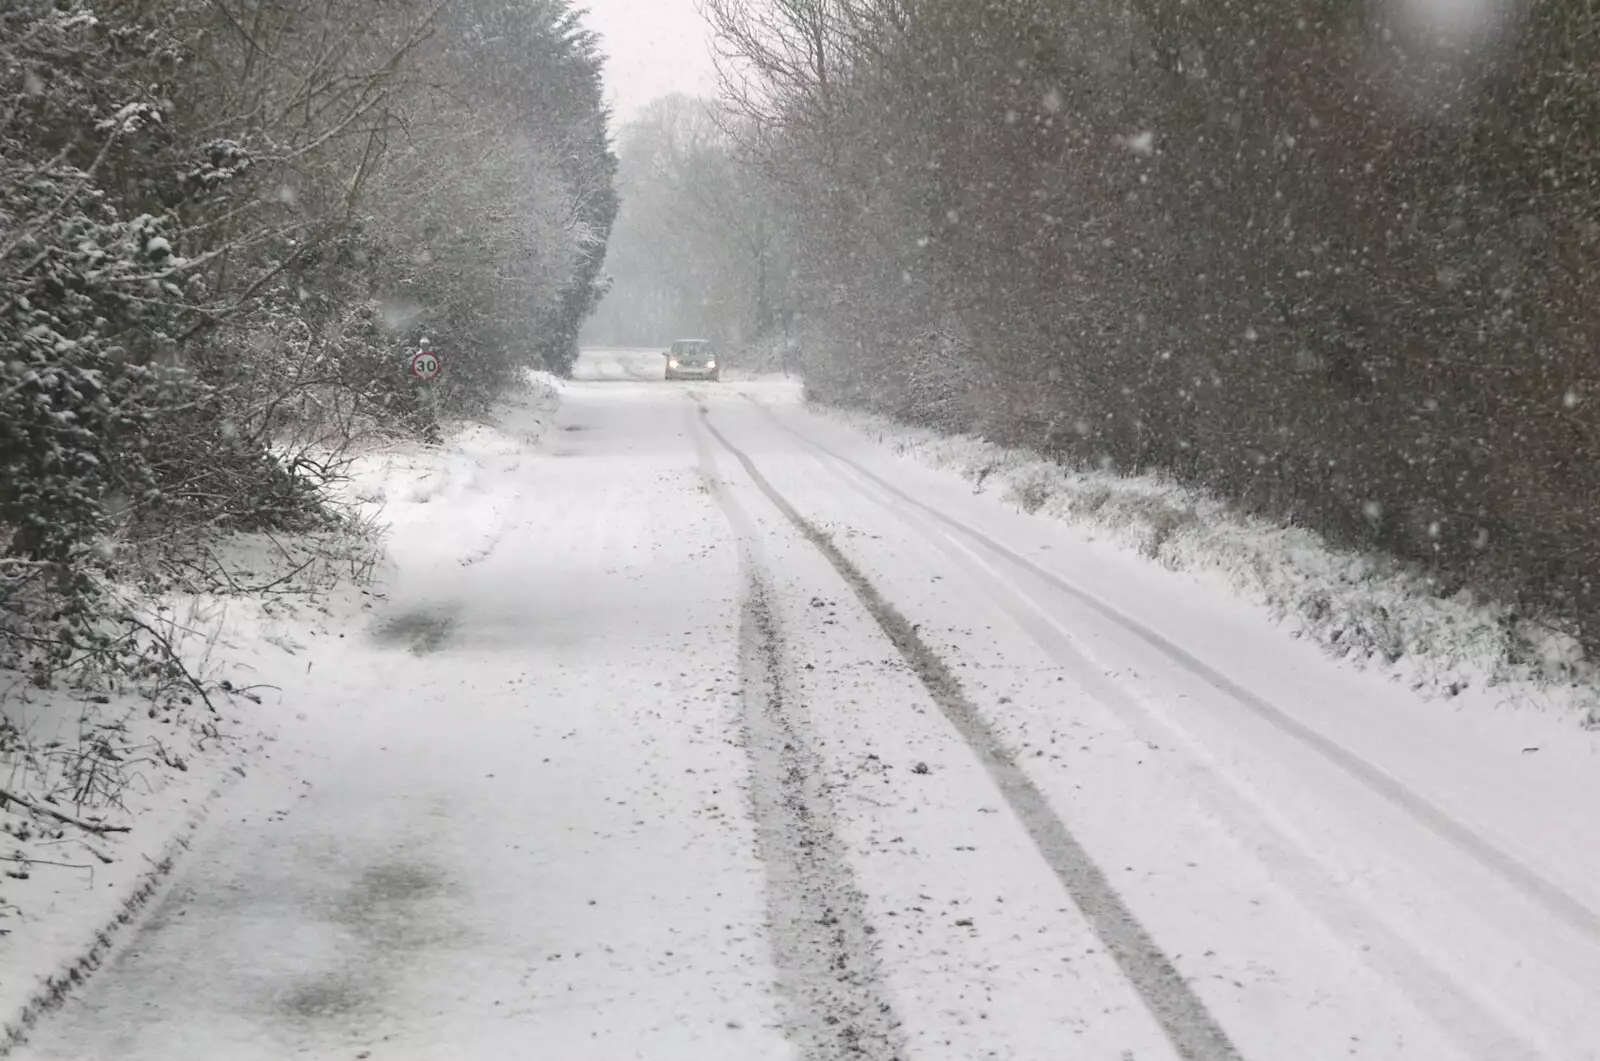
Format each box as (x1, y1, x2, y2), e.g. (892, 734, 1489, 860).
(693, 401, 1244, 1061)
(753, 419, 1541, 1061)
(688, 406, 906, 1061)
(746, 399, 1600, 951)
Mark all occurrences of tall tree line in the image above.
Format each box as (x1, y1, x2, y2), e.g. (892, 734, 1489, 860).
(703, 0, 1600, 649)
(1, 0, 616, 669)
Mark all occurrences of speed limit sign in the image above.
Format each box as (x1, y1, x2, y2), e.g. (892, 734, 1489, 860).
(410, 349, 442, 381)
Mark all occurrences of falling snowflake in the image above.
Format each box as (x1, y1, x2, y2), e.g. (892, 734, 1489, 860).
(382, 301, 423, 333)
(1120, 131, 1155, 156)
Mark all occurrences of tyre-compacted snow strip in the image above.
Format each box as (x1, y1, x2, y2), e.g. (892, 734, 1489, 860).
(745, 400, 1600, 949)
(732, 401, 1547, 1061)
(689, 406, 906, 1061)
(693, 400, 1244, 1061)
(709, 388, 1600, 1061)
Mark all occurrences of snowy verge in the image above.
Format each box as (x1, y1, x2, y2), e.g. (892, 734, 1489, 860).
(329, 371, 561, 583)
(0, 371, 563, 1045)
(0, 527, 380, 1049)
(812, 403, 1600, 725)
(0, 766, 236, 1053)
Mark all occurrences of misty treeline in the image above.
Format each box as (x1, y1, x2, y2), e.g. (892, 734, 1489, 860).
(584, 93, 790, 354)
(692, 0, 1600, 650)
(1, 0, 615, 678)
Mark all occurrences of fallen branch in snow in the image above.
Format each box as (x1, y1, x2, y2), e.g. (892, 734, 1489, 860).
(3, 849, 103, 872)
(237, 552, 320, 594)
(68, 836, 114, 865)
(0, 787, 130, 835)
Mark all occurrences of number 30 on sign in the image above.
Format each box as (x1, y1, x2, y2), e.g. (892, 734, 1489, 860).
(411, 349, 442, 381)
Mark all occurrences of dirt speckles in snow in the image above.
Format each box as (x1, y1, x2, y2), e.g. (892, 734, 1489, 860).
(738, 574, 905, 1061)
(693, 406, 904, 1060)
(699, 400, 1244, 1061)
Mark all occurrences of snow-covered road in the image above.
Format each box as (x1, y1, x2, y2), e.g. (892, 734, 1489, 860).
(12, 348, 1600, 1060)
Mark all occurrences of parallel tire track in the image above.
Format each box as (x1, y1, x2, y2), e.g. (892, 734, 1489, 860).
(688, 406, 905, 1061)
(747, 399, 1600, 949)
(694, 400, 1244, 1061)
(750, 412, 1539, 1060)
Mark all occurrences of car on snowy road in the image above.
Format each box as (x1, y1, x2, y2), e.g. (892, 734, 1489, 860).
(663, 339, 720, 381)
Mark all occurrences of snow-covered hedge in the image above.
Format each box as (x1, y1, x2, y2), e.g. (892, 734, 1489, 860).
(1, 0, 614, 939)
(708, 0, 1600, 674)
(820, 404, 1600, 725)
(2, 0, 615, 681)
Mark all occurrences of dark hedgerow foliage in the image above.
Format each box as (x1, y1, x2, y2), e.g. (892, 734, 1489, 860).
(705, 0, 1600, 653)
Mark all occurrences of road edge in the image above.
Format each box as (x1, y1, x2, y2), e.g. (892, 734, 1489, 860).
(0, 767, 239, 1055)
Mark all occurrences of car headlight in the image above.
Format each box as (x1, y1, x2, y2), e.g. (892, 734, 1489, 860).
(668, 359, 679, 368)
(705, 359, 716, 368)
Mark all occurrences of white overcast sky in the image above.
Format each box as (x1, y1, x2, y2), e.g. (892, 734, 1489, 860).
(580, 0, 720, 126)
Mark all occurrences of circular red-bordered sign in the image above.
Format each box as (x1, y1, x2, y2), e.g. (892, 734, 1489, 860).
(410, 349, 442, 381)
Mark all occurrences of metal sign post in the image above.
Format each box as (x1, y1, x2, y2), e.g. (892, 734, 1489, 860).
(411, 342, 443, 438)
